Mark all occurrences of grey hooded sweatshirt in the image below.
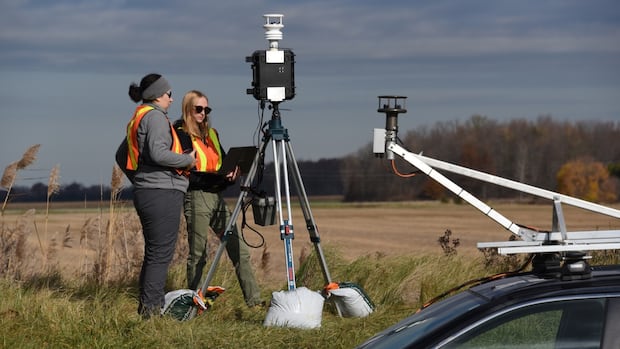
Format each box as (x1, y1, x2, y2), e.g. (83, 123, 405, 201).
(132, 103, 193, 192)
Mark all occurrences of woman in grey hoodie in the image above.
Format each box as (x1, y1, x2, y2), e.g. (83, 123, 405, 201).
(126, 73, 195, 319)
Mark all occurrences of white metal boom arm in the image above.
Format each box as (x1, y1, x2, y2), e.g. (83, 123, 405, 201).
(392, 144, 620, 219)
(384, 141, 620, 254)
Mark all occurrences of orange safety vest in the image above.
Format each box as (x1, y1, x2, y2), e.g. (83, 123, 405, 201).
(125, 104, 184, 171)
(192, 128, 223, 173)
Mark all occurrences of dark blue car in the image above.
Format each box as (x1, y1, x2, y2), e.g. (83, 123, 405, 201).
(357, 261, 620, 349)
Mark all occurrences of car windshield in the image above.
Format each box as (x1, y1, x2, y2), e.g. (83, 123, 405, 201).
(358, 291, 486, 348)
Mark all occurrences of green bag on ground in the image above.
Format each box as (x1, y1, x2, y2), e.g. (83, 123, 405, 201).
(162, 286, 225, 321)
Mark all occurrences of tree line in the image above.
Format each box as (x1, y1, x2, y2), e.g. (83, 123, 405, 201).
(340, 115, 619, 202)
(2, 116, 619, 204)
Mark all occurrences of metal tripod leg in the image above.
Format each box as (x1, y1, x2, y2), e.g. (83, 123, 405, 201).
(282, 141, 342, 317)
(283, 141, 334, 287)
(271, 137, 297, 290)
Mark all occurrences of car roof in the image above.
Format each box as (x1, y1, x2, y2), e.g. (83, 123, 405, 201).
(470, 264, 620, 301)
(356, 264, 620, 349)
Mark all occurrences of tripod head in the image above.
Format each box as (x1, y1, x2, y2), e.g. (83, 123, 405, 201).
(272, 101, 286, 122)
(264, 101, 288, 141)
(260, 100, 282, 120)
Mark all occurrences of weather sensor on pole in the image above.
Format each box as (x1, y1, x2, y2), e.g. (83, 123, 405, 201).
(374, 96, 407, 160)
(246, 14, 295, 102)
(264, 13, 284, 50)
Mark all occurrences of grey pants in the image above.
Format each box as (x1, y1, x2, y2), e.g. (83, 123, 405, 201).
(133, 188, 184, 318)
(184, 190, 262, 306)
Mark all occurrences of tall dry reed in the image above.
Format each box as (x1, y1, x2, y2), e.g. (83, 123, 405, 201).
(79, 216, 101, 277)
(0, 209, 35, 279)
(1, 145, 43, 277)
(42, 164, 61, 267)
(1, 162, 18, 215)
(103, 165, 124, 283)
(16, 144, 40, 170)
(1, 144, 41, 216)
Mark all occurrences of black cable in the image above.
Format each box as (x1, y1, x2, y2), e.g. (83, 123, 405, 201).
(239, 196, 265, 249)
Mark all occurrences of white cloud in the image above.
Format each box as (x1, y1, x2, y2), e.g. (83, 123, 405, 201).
(2, 0, 618, 72)
(0, 0, 618, 186)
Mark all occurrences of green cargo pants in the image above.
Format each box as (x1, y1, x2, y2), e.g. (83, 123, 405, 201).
(184, 190, 262, 307)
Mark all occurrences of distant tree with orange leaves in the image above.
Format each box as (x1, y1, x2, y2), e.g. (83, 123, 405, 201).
(556, 157, 617, 203)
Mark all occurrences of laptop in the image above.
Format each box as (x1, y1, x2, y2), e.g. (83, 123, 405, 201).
(217, 146, 258, 175)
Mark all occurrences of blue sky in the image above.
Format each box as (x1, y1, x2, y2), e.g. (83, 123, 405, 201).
(1, 0, 619, 187)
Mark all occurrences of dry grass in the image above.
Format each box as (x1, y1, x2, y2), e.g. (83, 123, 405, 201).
(2, 198, 619, 286)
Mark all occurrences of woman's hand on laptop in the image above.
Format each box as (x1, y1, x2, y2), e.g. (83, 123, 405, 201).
(225, 165, 240, 182)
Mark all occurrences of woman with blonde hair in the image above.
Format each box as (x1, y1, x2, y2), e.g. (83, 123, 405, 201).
(173, 90, 263, 307)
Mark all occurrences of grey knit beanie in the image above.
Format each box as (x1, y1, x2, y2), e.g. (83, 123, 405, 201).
(142, 76, 171, 101)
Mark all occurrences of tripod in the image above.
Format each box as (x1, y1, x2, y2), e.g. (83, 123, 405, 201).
(198, 101, 335, 297)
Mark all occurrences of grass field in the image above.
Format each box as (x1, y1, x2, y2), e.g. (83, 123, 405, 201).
(1, 199, 619, 348)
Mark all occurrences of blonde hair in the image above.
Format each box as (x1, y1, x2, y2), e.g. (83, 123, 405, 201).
(181, 90, 209, 139)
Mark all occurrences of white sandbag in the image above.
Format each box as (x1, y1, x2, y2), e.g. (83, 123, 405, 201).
(263, 287, 325, 329)
(325, 282, 375, 318)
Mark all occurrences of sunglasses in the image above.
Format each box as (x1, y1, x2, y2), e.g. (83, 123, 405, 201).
(166, 91, 172, 98)
(194, 106, 212, 114)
